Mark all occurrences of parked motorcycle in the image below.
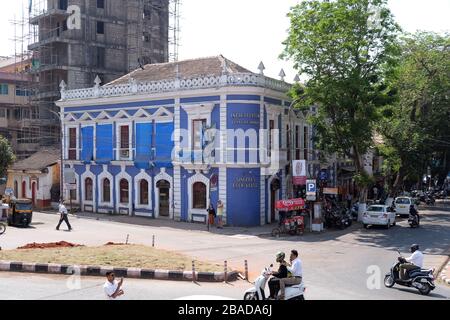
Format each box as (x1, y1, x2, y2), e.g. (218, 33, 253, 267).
(384, 250, 435, 295)
(324, 208, 352, 230)
(349, 204, 359, 221)
(243, 265, 306, 301)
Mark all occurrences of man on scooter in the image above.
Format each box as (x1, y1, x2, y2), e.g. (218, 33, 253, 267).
(279, 250, 303, 300)
(409, 205, 420, 225)
(268, 252, 288, 300)
(399, 244, 424, 280)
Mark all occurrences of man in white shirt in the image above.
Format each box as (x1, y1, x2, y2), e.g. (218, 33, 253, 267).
(104, 272, 125, 300)
(56, 201, 72, 231)
(400, 244, 424, 280)
(279, 250, 303, 300)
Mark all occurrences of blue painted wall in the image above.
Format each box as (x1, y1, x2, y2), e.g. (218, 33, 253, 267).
(81, 126, 94, 162)
(226, 168, 260, 226)
(96, 124, 113, 164)
(226, 103, 260, 164)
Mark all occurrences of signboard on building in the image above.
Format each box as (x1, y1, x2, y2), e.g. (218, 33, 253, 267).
(323, 188, 339, 195)
(275, 198, 305, 211)
(210, 174, 218, 192)
(293, 160, 307, 185)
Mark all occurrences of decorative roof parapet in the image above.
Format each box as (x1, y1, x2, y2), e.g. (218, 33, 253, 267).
(60, 73, 292, 101)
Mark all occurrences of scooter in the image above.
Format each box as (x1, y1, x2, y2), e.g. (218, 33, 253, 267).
(408, 214, 420, 228)
(243, 265, 306, 301)
(384, 250, 435, 295)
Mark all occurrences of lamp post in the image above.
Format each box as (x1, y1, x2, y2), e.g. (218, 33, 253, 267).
(46, 109, 64, 204)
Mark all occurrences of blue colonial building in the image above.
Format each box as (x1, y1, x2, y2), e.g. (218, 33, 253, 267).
(57, 56, 333, 226)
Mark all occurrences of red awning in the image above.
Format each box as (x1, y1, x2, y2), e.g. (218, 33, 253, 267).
(276, 198, 306, 211)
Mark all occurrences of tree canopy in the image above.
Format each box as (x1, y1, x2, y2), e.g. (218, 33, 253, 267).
(282, 0, 401, 201)
(379, 31, 450, 193)
(0, 135, 15, 177)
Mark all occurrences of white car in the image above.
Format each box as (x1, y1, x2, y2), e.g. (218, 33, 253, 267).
(394, 197, 416, 217)
(362, 205, 396, 229)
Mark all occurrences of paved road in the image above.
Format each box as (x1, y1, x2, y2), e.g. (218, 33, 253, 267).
(0, 204, 449, 300)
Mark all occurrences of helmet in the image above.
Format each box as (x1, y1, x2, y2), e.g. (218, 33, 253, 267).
(275, 252, 285, 263)
(410, 244, 419, 253)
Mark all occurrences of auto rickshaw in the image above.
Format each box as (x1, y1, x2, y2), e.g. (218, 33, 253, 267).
(7, 198, 33, 227)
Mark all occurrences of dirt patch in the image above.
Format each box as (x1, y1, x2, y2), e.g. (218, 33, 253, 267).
(18, 242, 84, 250)
(104, 242, 127, 246)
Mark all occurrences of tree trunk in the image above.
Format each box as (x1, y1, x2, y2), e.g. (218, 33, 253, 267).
(353, 147, 369, 221)
(393, 166, 405, 196)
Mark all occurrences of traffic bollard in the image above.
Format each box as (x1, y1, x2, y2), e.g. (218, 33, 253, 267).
(152, 235, 155, 247)
(192, 260, 196, 282)
(224, 260, 228, 283)
(245, 260, 249, 281)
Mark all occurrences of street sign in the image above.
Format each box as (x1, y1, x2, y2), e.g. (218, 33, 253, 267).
(306, 195, 316, 201)
(64, 168, 76, 184)
(66, 184, 77, 191)
(4, 188, 14, 197)
(306, 180, 317, 195)
(319, 170, 328, 181)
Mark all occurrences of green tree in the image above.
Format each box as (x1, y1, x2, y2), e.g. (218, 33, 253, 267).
(379, 32, 450, 193)
(0, 135, 15, 177)
(282, 0, 400, 207)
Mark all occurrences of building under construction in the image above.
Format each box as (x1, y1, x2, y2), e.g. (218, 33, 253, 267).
(28, 0, 171, 146)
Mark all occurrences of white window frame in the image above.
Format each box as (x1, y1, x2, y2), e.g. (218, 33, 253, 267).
(187, 171, 210, 221)
(98, 168, 114, 208)
(66, 125, 79, 160)
(182, 104, 214, 163)
(116, 122, 133, 161)
(134, 169, 152, 211)
(115, 169, 132, 215)
(81, 168, 96, 211)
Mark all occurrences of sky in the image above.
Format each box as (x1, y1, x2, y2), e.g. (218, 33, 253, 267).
(0, 0, 449, 81)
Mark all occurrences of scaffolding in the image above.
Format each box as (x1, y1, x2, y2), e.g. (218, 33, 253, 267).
(6, 0, 177, 152)
(6, 3, 44, 159)
(169, 0, 181, 62)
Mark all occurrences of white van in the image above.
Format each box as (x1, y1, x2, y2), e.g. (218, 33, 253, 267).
(394, 197, 416, 217)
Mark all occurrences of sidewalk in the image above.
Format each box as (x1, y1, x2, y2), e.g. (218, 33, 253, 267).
(42, 210, 278, 237)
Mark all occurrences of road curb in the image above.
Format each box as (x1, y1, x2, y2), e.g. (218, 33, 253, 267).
(0, 260, 239, 282)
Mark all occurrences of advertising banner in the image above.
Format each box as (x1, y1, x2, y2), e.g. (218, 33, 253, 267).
(292, 160, 307, 185)
(275, 198, 306, 211)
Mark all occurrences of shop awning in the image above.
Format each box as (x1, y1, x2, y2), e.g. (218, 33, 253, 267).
(276, 198, 305, 211)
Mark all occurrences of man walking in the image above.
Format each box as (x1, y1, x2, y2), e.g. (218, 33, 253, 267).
(104, 272, 125, 300)
(346, 193, 353, 209)
(279, 250, 303, 300)
(56, 201, 72, 231)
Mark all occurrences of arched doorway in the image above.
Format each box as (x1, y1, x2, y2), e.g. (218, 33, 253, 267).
(270, 178, 281, 222)
(31, 182, 37, 206)
(14, 181, 18, 197)
(157, 180, 170, 217)
(22, 181, 27, 198)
